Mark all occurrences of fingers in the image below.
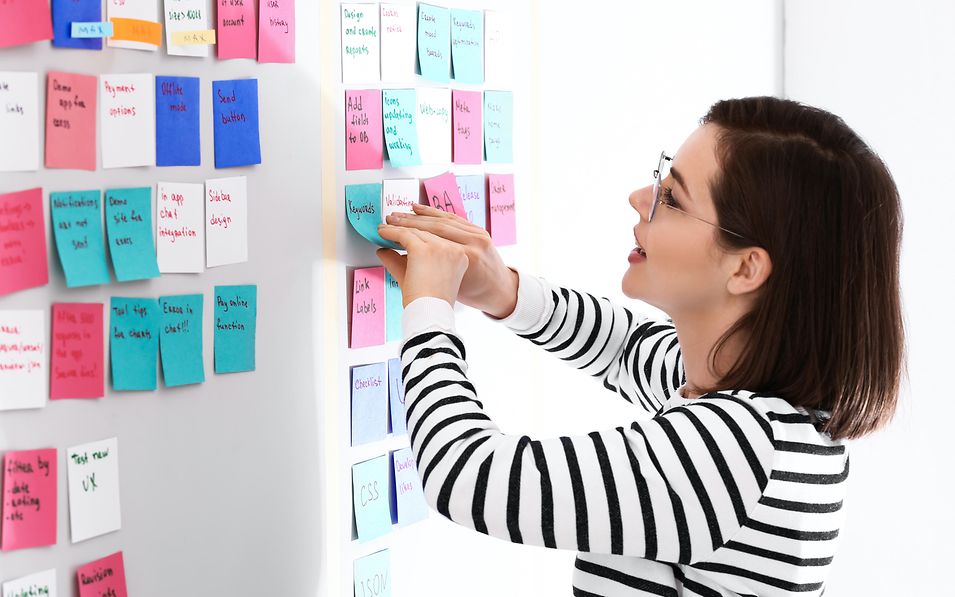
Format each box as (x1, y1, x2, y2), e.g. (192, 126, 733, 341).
(376, 248, 407, 283)
(385, 213, 484, 245)
(412, 202, 475, 227)
(378, 223, 428, 248)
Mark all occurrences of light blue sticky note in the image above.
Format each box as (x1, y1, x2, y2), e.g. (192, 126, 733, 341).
(53, 0, 104, 49)
(388, 358, 406, 436)
(70, 21, 112, 38)
(345, 183, 398, 249)
(450, 9, 483, 84)
(352, 455, 393, 542)
(456, 174, 487, 230)
(159, 294, 205, 387)
(417, 4, 451, 83)
(354, 549, 391, 597)
(109, 297, 160, 391)
(382, 89, 421, 167)
(214, 285, 257, 373)
(104, 187, 161, 282)
(385, 271, 402, 342)
(351, 362, 388, 446)
(156, 76, 201, 167)
(50, 190, 110, 287)
(392, 447, 428, 526)
(483, 90, 513, 163)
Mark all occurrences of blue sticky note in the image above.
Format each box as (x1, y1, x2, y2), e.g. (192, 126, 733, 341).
(213, 79, 262, 168)
(110, 297, 160, 391)
(456, 174, 487, 230)
(351, 362, 388, 446)
(50, 190, 110, 287)
(450, 9, 484, 84)
(352, 455, 393, 542)
(156, 76, 201, 167)
(382, 89, 421, 167)
(354, 549, 391, 597)
(70, 21, 112, 38)
(104, 187, 161, 282)
(484, 91, 513, 163)
(52, 0, 103, 50)
(159, 294, 205, 387)
(385, 271, 402, 342)
(388, 358, 406, 436)
(417, 4, 451, 83)
(345, 183, 398, 249)
(392, 447, 428, 526)
(214, 285, 257, 373)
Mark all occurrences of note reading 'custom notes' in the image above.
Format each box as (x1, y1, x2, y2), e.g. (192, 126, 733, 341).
(213, 78, 262, 168)
(0, 0, 52, 48)
(156, 75, 201, 166)
(159, 294, 205, 386)
(380, 4, 416, 82)
(351, 267, 385, 348)
(105, 187, 161, 282)
(109, 297, 160, 391)
(50, 190, 111, 287)
(214, 285, 257, 373)
(1, 448, 57, 551)
(101, 73, 156, 168)
(76, 551, 128, 597)
(0, 310, 47, 412)
(164, 0, 212, 57)
(488, 173, 517, 246)
(341, 4, 380, 83)
(382, 89, 420, 167)
(417, 3, 450, 83)
(422, 172, 467, 219)
(2, 569, 56, 597)
(354, 549, 391, 597)
(0, 72, 40, 172)
(351, 362, 388, 446)
(0, 188, 49, 296)
(452, 89, 482, 164)
(67, 437, 121, 543)
(258, 0, 295, 63)
(205, 176, 248, 267)
(51, 303, 105, 400)
(157, 182, 205, 273)
(46, 71, 97, 170)
(392, 447, 428, 526)
(352, 455, 392, 542)
(216, 0, 256, 59)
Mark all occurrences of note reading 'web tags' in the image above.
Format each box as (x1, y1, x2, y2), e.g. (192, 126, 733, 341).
(351, 267, 385, 349)
(157, 182, 204, 273)
(205, 176, 248, 267)
(67, 437, 121, 543)
(50, 190, 110, 288)
(107, 0, 161, 51)
(1, 448, 56, 551)
(51, 303, 105, 400)
(214, 285, 257, 373)
(351, 362, 388, 446)
(450, 9, 483, 84)
(76, 551, 128, 597)
(0, 72, 40, 172)
(354, 549, 391, 597)
(341, 4, 380, 84)
(110, 297, 160, 391)
(382, 89, 420, 167)
(53, 0, 104, 49)
(216, 0, 256, 59)
(0, 0, 52, 49)
(164, 0, 212, 57)
(105, 187, 161, 282)
(484, 90, 513, 164)
(392, 447, 428, 526)
(259, 0, 295, 63)
(46, 71, 97, 170)
(380, 3, 416, 82)
(0, 188, 49, 297)
(422, 172, 467, 219)
(101, 73, 156, 168)
(456, 174, 487, 230)
(345, 89, 383, 171)
(385, 270, 402, 343)
(0, 310, 46, 412)
(417, 3, 450, 83)
(488, 173, 517, 246)
(346, 183, 397, 249)
(156, 75, 201, 166)
(159, 294, 205, 386)
(484, 10, 512, 86)
(2, 568, 56, 597)
(213, 78, 262, 168)
(387, 358, 405, 435)
(416, 87, 451, 164)
(452, 89, 482, 165)
(352, 455, 392, 542)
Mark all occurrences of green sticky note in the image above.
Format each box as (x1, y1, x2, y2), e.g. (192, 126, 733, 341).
(382, 89, 421, 167)
(450, 9, 483, 84)
(417, 3, 450, 83)
(159, 294, 204, 387)
(352, 454, 392, 542)
(354, 549, 391, 597)
(104, 187, 161, 282)
(109, 297, 160, 391)
(484, 90, 513, 163)
(214, 285, 257, 373)
(50, 190, 110, 287)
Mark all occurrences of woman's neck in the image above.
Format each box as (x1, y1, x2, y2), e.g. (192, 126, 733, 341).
(671, 304, 748, 399)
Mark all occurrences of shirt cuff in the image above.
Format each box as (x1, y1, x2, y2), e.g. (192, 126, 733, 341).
(488, 269, 549, 334)
(402, 296, 457, 340)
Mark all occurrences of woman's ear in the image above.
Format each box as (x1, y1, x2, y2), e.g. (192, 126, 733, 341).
(727, 246, 772, 296)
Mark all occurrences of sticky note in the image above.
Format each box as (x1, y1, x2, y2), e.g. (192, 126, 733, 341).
(345, 183, 396, 249)
(417, 87, 451, 164)
(341, 4, 380, 84)
(54, 0, 104, 49)
(345, 90, 383, 171)
(258, 0, 295, 63)
(50, 190, 111, 287)
(104, 187, 161, 282)
(159, 294, 204, 386)
(488, 173, 517, 246)
(156, 75, 201, 166)
(216, 0, 256, 59)
(422, 172, 467, 219)
(0, 310, 47, 412)
(214, 285, 257, 373)
(71, 21, 113, 39)
(352, 455, 392, 542)
(109, 297, 160, 391)
(382, 178, 418, 220)
(380, 4, 416, 82)
(382, 89, 420, 167)
(100, 73, 156, 168)
(67, 437, 121, 543)
(385, 271, 402, 343)
(456, 174, 487, 230)
(354, 549, 391, 597)
(450, 9, 483, 84)
(1, 448, 56, 551)
(484, 10, 512, 86)
(76, 552, 128, 597)
(157, 182, 205, 273)
(45, 71, 97, 171)
(0, 188, 49, 297)
(164, 0, 212, 57)
(484, 90, 513, 163)
(387, 357, 405, 435)
(351, 267, 385, 349)
(0, 0, 52, 49)
(51, 303, 105, 400)
(108, 0, 162, 51)
(2, 569, 56, 597)
(452, 89, 482, 164)
(392, 447, 428, 526)
(205, 176, 248, 267)
(213, 78, 262, 168)
(0, 72, 40, 172)
(351, 362, 388, 446)
(171, 29, 215, 45)
(417, 3, 450, 83)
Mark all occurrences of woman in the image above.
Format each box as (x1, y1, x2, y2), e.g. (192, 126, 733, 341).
(376, 96, 906, 597)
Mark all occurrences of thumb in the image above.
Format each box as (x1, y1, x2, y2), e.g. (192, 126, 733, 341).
(376, 248, 407, 284)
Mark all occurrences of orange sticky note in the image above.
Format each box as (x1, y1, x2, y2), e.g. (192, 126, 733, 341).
(110, 17, 162, 46)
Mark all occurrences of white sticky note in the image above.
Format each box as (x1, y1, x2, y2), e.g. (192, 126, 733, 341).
(380, 3, 416, 83)
(100, 73, 156, 168)
(157, 182, 205, 273)
(484, 10, 512, 86)
(107, 0, 161, 52)
(341, 3, 380, 84)
(0, 72, 39, 172)
(0, 310, 47, 412)
(416, 87, 451, 164)
(67, 437, 122, 543)
(163, 0, 212, 57)
(2, 569, 57, 597)
(205, 176, 248, 268)
(382, 178, 418, 219)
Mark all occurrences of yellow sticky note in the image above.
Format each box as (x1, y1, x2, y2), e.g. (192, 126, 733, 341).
(171, 29, 216, 46)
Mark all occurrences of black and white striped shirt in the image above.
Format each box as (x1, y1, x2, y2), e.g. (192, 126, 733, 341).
(400, 271, 849, 597)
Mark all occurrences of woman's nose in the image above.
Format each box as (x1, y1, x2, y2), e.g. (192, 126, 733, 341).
(630, 186, 652, 222)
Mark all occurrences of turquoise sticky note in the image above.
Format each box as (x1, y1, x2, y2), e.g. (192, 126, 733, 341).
(70, 21, 112, 39)
(483, 91, 513, 163)
(450, 9, 483, 84)
(351, 362, 388, 446)
(214, 285, 257, 373)
(159, 294, 204, 387)
(417, 4, 451, 83)
(385, 271, 402, 342)
(50, 190, 111, 287)
(388, 358, 406, 436)
(104, 187, 161, 282)
(345, 183, 398, 249)
(392, 447, 428, 526)
(382, 89, 421, 167)
(354, 549, 391, 597)
(352, 455, 392, 542)
(456, 174, 487, 230)
(109, 297, 160, 391)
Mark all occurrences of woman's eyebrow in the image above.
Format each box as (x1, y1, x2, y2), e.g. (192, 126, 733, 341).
(670, 167, 693, 203)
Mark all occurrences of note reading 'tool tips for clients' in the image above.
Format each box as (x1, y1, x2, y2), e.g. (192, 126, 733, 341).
(110, 297, 160, 391)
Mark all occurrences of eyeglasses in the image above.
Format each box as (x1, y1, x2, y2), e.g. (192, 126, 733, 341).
(650, 151, 749, 241)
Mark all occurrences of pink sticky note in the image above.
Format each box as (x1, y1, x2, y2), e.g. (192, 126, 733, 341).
(488, 173, 517, 246)
(345, 90, 383, 171)
(77, 551, 128, 597)
(351, 267, 385, 349)
(1, 448, 57, 551)
(51, 303, 105, 400)
(216, 0, 257, 59)
(45, 72, 97, 171)
(0, 188, 49, 297)
(258, 0, 295, 63)
(422, 172, 468, 219)
(452, 90, 482, 164)
(0, 0, 53, 48)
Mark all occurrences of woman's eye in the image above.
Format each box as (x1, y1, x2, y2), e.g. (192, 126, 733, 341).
(663, 186, 680, 208)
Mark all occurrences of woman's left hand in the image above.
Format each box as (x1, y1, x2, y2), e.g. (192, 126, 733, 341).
(377, 224, 470, 308)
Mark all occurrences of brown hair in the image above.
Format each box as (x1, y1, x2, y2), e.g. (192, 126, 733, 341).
(699, 96, 906, 441)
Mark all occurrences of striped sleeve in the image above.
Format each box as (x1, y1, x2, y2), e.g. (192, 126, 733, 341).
(402, 298, 776, 565)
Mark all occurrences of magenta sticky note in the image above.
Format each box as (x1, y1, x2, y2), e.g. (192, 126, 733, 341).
(351, 267, 385, 349)
(0, 0, 53, 49)
(216, 0, 257, 59)
(0, 187, 49, 297)
(45, 71, 97, 171)
(50, 303, 105, 400)
(452, 90, 482, 164)
(77, 551, 128, 597)
(345, 90, 384, 171)
(488, 173, 516, 246)
(258, 0, 295, 63)
(422, 172, 467, 219)
(1, 448, 57, 551)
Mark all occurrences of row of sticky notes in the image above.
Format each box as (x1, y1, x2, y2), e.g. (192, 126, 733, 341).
(2, 552, 128, 597)
(0, 71, 260, 172)
(352, 447, 428, 542)
(341, 3, 511, 85)
(352, 358, 406, 446)
(0, 0, 294, 63)
(346, 87, 512, 170)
